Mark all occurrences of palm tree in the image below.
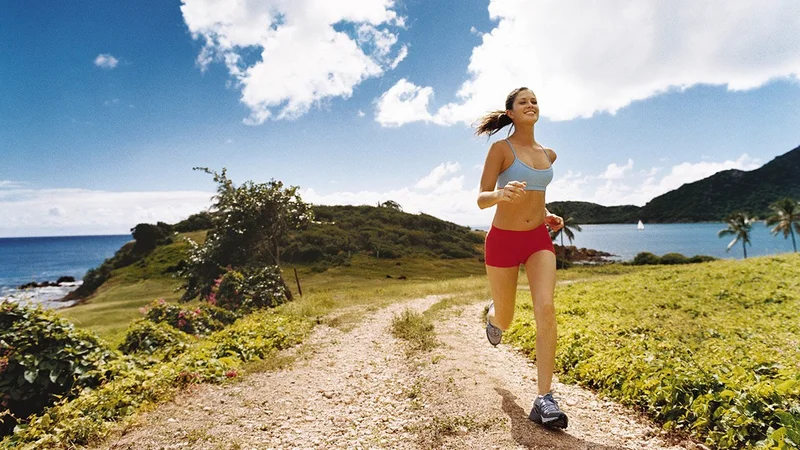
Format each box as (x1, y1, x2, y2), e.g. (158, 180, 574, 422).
(718, 212, 754, 258)
(548, 206, 583, 247)
(765, 197, 799, 253)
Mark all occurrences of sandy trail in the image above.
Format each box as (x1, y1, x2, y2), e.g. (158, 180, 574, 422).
(98, 295, 697, 450)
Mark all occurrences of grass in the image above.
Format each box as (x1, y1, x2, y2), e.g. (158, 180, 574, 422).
(390, 309, 439, 353)
(505, 253, 800, 449)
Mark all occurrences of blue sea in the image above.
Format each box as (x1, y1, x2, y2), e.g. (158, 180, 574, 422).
(0, 235, 131, 309)
(544, 222, 796, 260)
(0, 224, 796, 309)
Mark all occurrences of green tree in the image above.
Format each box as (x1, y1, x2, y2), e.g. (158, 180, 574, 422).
(547, 206, 583, 247)
(179, 168, 313, 300)
(765, 197, 799, 252)
(718, 212, 754, 259)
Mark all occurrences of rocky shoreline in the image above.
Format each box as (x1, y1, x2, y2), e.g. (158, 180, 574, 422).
(554, 245, 617, 264)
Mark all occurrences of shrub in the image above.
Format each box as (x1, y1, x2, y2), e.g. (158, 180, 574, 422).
(173, 211, 213, 232)
(632, 252, 661, 265)
(140, 299, 237, 336)
(0, 301, 117, 437)
(131, 223, 172, 253)
(118, 320, 192, 359)
(689, 255, 717, 263)
(659, 252, 689, 265)
(212, 266, 290, 312)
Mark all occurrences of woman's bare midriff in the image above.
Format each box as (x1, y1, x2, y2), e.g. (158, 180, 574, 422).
(491, 191, 547, 230)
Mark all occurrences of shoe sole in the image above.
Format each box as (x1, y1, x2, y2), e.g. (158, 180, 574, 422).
(486, 302, 501, 346)
(529, 409, 568, 429)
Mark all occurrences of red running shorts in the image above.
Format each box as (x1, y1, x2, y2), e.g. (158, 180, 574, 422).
(484, 223, 555, 267)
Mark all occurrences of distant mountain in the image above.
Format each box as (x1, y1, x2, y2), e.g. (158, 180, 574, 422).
(546, 201, 640, 224)
(640, 144, 800, 222)
(549, 144, 800, 223)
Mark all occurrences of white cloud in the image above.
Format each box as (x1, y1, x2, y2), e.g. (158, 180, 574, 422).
(600, 159, 634, 180)
(414, 162, 461, 189)
(181, 0, 406, 124)
(375, 79, 435, 127)
(0, 188, 214, 237)
(548, 154, 761, 206)
(94, 54, 119, 69)
(377, 0, 800, 126)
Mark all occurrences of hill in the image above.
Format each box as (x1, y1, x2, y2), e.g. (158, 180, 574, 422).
(283, 204, 484, 263)
(640, 144, 800, 222)
(546, 201, 640, 224)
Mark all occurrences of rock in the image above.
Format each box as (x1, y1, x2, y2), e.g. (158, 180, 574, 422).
(56, 276, 76, 283)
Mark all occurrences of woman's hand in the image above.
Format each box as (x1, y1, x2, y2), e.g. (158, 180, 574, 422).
(500, 181, 526, 203)
(545, 212, 564, 232)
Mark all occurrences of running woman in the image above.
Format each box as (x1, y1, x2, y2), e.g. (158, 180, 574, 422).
(475, 87, 568, 429)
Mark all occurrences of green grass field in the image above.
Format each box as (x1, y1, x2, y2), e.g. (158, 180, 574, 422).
(506, 253, 800, 449)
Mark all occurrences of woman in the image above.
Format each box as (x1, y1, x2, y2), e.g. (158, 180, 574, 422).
(475, 87, 568, 429)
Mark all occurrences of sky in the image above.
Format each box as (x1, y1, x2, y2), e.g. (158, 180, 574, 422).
(1, 0, 800, 237)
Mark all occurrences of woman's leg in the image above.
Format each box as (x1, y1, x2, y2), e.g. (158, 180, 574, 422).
(524, 250, 557, 395)
(485, 265, 520, 330)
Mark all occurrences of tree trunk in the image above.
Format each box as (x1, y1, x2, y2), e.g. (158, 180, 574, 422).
(791, 228, 797, 253)
(742, 240, 747, 259)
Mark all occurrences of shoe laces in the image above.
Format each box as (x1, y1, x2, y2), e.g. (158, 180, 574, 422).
(538, 394, 561, 414)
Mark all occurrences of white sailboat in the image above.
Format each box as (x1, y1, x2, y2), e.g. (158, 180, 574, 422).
(637, 219, 645, 230)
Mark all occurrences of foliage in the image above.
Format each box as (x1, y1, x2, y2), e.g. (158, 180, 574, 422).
(117, 320, 193, 359)
(283, 205, 483, 264)
(179, 168, 313, 301)
(211, 266, 290, 312)
(172, 211, 214, 233)
(765, 197, 799, 253)
(631, 252, 717, 265)
(0, 302, 118, 437)
(390, 309, 438, 353)
(719, 212, 755, 259)
(547, 205, 583, 247)
(130, 222, 173, 253)
(505, 254, 800, 449)
(2, 310, 311, 448)
(140, 299, 238, 336)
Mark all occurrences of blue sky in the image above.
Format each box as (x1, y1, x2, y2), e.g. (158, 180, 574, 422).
(1, 0, 799, 237)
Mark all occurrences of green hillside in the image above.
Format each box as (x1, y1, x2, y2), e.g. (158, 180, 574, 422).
(546, 200, 640, 224)
(640, 145, 800, 222)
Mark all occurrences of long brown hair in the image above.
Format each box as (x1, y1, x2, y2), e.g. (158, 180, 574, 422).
(473, 87, 531, 137)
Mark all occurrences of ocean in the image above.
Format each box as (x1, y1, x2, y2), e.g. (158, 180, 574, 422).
(0, 223, 796, 309)
(0, 235, 132, 309)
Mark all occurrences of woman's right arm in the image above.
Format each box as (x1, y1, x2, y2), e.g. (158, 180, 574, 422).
(477, 142, 525, 209)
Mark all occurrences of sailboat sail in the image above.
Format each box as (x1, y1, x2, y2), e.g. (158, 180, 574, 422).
(637, 220, 644, 230)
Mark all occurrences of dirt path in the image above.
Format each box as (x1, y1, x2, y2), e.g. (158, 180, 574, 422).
(98, 296, 699, 450)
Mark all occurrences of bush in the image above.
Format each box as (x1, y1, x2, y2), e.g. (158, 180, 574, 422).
(173, 211, 213, 233)
(118, 320, 192, 359)
(131, 223, 172, 253)
(632, 252, 661, 265)
(659, 252, 689, 265)
(140, 299, 238, 336)
(212, 266, 290, 312)
(689, 255, 717, 263)
(0, 301, 118, 437)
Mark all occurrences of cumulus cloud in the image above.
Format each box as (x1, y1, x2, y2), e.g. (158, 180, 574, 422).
(377, 0, 800, 126)
(94, 54, 119, 69)
(600, 159, 634, 180)
(375, 79, 435, 127)
(0, 188, 214, 237)
(301, 161, 492, 227)
(181, 0, 406, 124)
(414, 162, 461, 189)
(547, 154, 762, 206)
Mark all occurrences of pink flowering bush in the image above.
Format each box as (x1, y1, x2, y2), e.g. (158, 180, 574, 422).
(208, 266, 289, 313)
(140, 298, 238, 336)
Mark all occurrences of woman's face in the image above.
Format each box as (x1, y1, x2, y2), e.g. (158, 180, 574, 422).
(507, 89, 538, 125)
